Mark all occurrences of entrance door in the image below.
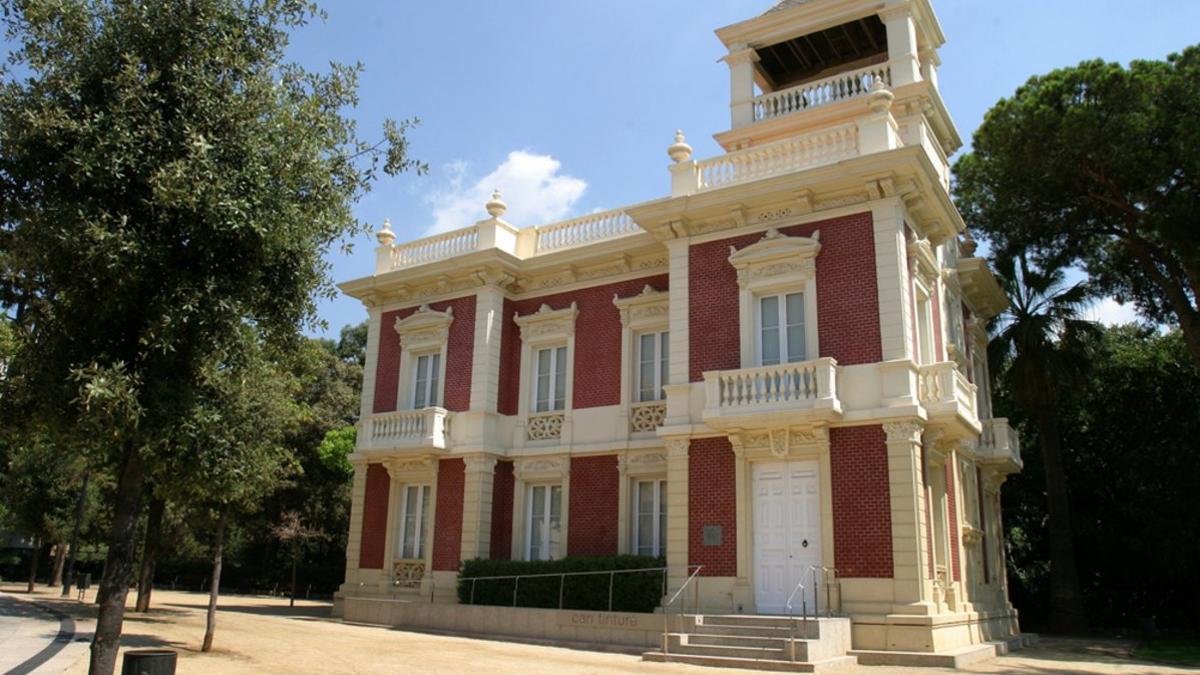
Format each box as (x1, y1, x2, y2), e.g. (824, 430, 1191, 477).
(753, 460, 822, 614)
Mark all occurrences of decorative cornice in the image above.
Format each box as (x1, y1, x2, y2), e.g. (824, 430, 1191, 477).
(383, 455, 436, 478)
(664, 438, 690, 458)
(731, 426, 828, 459)
(463, 455, 499, 474)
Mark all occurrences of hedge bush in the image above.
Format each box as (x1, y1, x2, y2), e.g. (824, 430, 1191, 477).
(458, 555, 665, 613)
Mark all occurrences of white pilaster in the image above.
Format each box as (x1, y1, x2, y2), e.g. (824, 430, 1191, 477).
(469, 281, 508, 412)
(880, 5, 921, 87)
(664, 238, 691, 426)
(724, 46, 760, 129)
(459, 454, 498, 561)
(884, 421, 934, 613)
(359, 305, 383, 419)
(872, 200, 915, 362)
(665, 438, 690, 592)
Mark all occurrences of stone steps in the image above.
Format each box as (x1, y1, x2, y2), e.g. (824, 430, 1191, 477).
(643, 615, 854, 672)
(643, 651, 858, 672)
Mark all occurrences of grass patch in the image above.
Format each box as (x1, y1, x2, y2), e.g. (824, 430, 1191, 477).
(1135, 638, 1200, 665)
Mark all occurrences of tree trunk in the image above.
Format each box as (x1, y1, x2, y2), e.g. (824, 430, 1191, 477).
(88, 445, 146, 675)
(62, 471, 90, 597)
(290, 546, 298, 608)
(27, 536, 41, 593)
(201, 510, 228, 653)
(136, 497, 165, 612)
(51, 541, 68, 587)
(1037, 408, 1087, 634)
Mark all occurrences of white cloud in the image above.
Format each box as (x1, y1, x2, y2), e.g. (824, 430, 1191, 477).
(1085, 297, 1141, 327)
(424, 151, 587, 234)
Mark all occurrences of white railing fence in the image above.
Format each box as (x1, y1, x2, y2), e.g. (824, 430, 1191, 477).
(534, 209, 638, 254)
(695, 124, 859, 192)
(754, 63, 891, 122)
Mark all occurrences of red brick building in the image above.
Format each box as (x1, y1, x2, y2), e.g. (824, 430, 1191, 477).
(335, 0, 1023, 657)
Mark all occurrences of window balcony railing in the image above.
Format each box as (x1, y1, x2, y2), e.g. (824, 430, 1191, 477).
(701, 358, 841, 429)
(360, 407, 452, 452)
(526, 411, 565, 441)
(629, 400, 666, 434)
(917, 362, 979, 429)
(979, 418, 1022, 473)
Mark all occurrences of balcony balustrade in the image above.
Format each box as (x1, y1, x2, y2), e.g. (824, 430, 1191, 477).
(378, 207, 639, 275)
(360, 407, 452, 452)
(752, 63, 892, 122)
(693, 123, 859, 193)
(702, 358, 841, 429)
(917, 362, 979, 432)
(978, 418, 1022, 473)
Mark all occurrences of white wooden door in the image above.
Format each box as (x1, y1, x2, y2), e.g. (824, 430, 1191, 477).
(753, 460, 822, 614)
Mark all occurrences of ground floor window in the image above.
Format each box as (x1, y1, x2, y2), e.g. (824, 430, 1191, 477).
(633, 479, 667, 557)
(399, 484, 430, 559)
(526, 484, 563, 560)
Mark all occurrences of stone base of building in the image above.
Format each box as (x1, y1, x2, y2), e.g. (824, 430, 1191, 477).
(341, 596, 666, 651)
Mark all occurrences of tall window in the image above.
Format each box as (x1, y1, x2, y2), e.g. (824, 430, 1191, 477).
(526, 484, 563, 560)
(637, 331, 669, 402)
(916, 291, 934, 365)
(398, 484, 430, 559)
(758, 292, 806, 366)
(633, 479, 667, 557)
(412, 353, 441, 409)
(534, 346, 567, 412)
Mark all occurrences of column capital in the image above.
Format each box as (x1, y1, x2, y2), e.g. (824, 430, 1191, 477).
(462, 454, 499, 474)
(665, 437, 690, 458)
(883, 420, 924, 445)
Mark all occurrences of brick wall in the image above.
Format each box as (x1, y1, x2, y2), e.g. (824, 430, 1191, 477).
(689, 437, 737, 576)
(688, 213, 881, 381)
(373, 295, 477, 413)
(829, 426, 893, 578)
(358, 463, 389, 569)
(567, 455, 619, 556)
(947, 460, 961, 582)
(497, 275, 669, 414)
(490, 460, 514, 559)
(432, 458, 465, 571)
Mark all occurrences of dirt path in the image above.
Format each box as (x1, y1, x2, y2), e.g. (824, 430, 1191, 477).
(2, 584, 1194, 674)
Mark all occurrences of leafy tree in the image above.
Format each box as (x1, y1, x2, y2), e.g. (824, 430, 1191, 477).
(0, 1, 422, 672)
(159, 336, 297, 652)
(335, 321, 368, 367)
(999, 325, 1200, 631)
(988, 255, 1097, 634)
(317, 425, 355, 476)
(955, 48, 1200, 366)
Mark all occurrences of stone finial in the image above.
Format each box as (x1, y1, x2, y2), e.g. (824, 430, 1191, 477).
(485, 189, 507, 218)
(867, 78, 895, 113)
(667, 129, 693, 163)
(375, 218, 395, 246)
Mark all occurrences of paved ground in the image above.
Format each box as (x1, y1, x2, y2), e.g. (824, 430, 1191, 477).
(1, 583, 1196, 674)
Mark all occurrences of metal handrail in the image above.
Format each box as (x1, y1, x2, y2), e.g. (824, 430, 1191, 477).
(785, 577, 808, 662)
(661, 565, 704, 658)
(462, 566, 667, 612)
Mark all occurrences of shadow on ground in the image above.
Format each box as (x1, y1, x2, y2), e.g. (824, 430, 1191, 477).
(162, 601, 332, 619)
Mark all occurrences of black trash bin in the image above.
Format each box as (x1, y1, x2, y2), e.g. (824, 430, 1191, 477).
(121, 649, 177, 675)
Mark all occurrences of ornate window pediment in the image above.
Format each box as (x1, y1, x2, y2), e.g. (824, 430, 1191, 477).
(728, 228, 821, 290)
(513, 456, 569, 482)
(394, 305, 454, 351)
(613, 285, 669, 330)
(514, 302, 578, 343)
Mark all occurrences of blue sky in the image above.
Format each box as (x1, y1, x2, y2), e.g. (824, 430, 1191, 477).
(286, 1, 1200, 336)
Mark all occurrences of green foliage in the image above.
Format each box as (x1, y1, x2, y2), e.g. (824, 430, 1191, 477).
(0, 433, 85, 543)
(954, 47, 1200, 363)
(998, 326, 1200, 631)
(316, 425, 355, 476)
(458, 556, 666, 613)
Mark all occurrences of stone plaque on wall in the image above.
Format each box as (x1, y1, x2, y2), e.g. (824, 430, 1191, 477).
(702, 525, 723, 547)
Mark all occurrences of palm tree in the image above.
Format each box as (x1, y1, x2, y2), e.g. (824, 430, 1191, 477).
(988, 254, 1096, 635)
